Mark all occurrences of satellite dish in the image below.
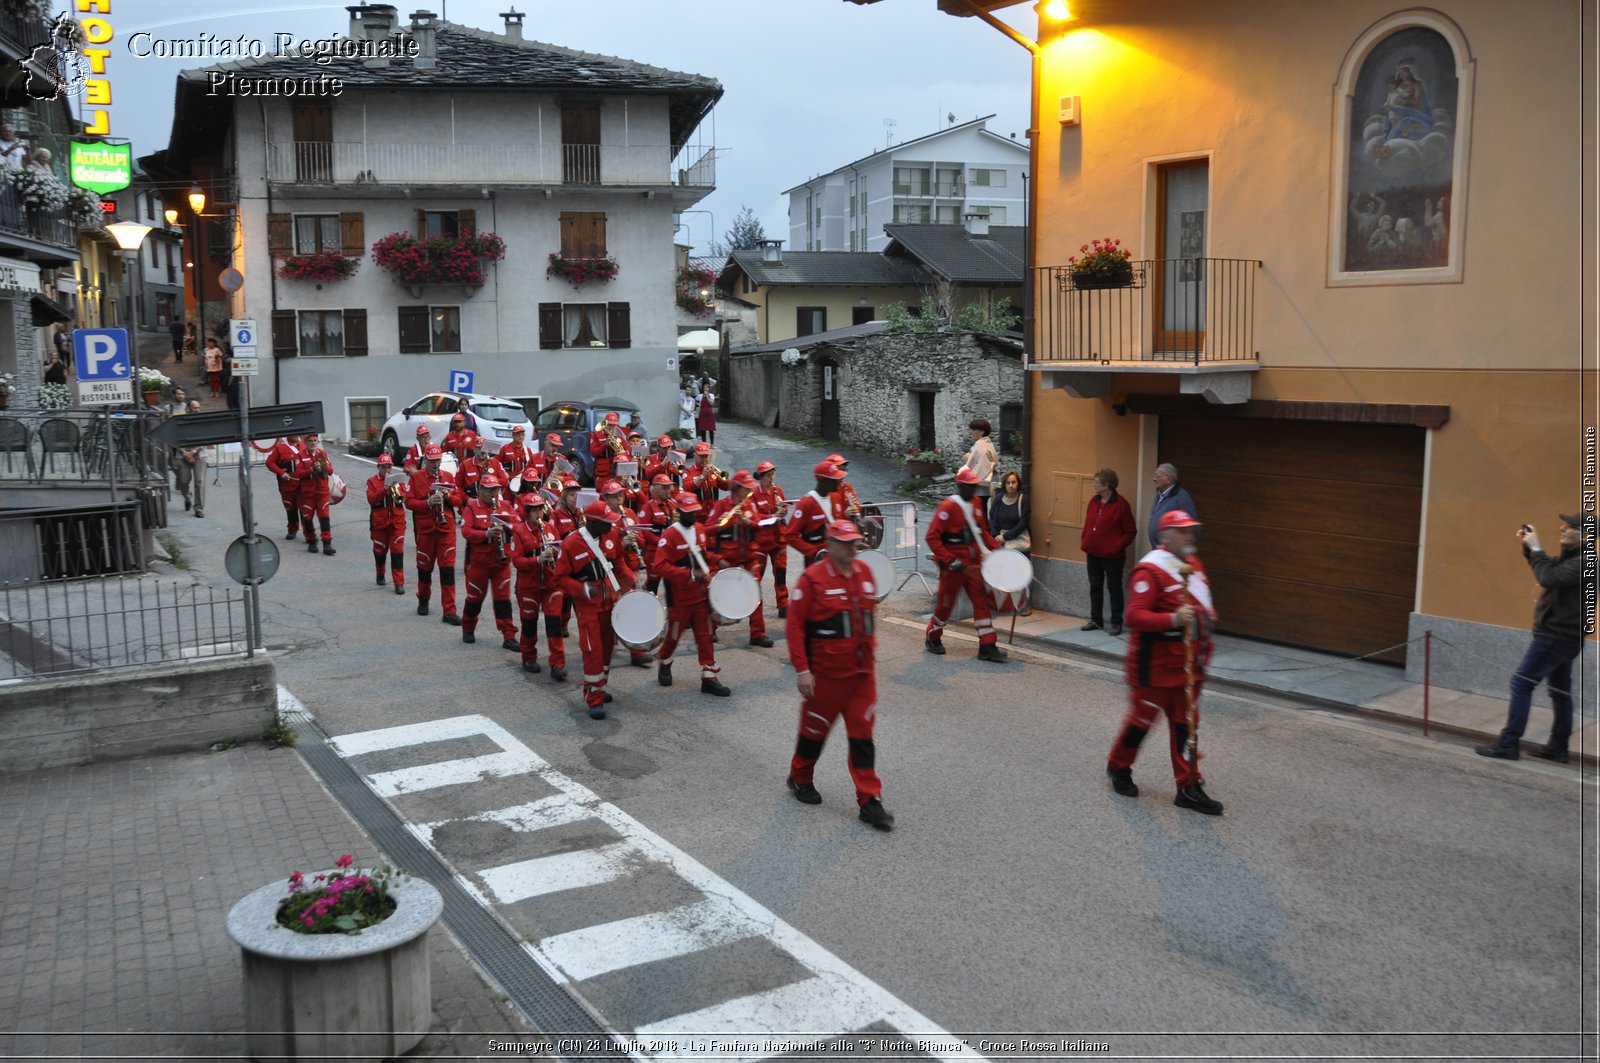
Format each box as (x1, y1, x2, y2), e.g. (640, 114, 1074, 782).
(947, 112, 956, 124)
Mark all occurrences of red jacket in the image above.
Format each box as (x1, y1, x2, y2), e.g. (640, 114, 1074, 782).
(681, 462, 725, 518)
(706, 496, 762, 567)
(637, 496, 676, 564)
(925, 495, 999, 566)
(365, 473, 407, 510)
(266, 440, 303, 483)
(590, 428, 618, 482)
(292, 447, 333, 488)
(552, 527, 636, 608)
(548, 504, 580, 541)
(510, 513, 556, 577)
(786, 556, 877, 679)
(442, 430, 478, 464)
(753, 484, 786, 551)
(460, 496, 516, 565)
(649, 521, 712, 607)
(1124, 549, 1216, 688)
(402, 442, 430, 474)
(784, 490, 838, 562)
(1081, 491, 1137, 558)
(404, 469, 464, 536)
(644, 449, 678, 484)
(495, 443, 535, 481)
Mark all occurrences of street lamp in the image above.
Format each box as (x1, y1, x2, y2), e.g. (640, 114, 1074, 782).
(187, 186, 205, 214)
(106, 219, 152, 340)
(164, 207, 179, 227)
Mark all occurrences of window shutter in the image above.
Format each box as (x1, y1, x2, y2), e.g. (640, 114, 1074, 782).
(339, 212, 364, 257)
(397, 305, 430, 353)
(606, 302, 630, 349)
(586, 213, 606, 257)
(415, 208, 427, 238)
(272, 310, 297, 358)
(458, 208, 476, 237)
(343, 308, 368, 356)
(267, 213, 292, 257)
(538, 303, 563, 350)
(559, 212, 577, 257)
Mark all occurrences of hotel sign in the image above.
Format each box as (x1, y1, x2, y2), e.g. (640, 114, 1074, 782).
(69, 140, 130, 194)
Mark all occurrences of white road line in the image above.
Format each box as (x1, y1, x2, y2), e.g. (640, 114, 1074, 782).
(633, 976, 881, 1052)
(365, 748, 544, 797)
(331, 715, 505, 757)
(534, 897, 768, 984)
(477, 841, 640, 904)
(413, 793, 590, 844)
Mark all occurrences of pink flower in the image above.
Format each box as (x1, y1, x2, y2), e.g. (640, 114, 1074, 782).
(335, 854, 353, 869)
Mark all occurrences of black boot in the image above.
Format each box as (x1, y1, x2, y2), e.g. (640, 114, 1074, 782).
(501, 638, 518, 651)
(376, 570, 386, 586)
(1529, 745, 1570, 763)
(777, 606, 787, 619)
(1175, 784, 1224, 815)
(658, 662, 672, 687)
(307, 540, 319, 553)
(786, 777, 822, 805)
(749, 635, 775, 648)
(322, 544, 336, 556)
(977, 642, 1008, 663)
(1475, 742, 1520, 760)
(1108, 768, 1138, 797)
(924, 638, 946, 656)
(442, 613, 462, 626)
(549, 666, 567, 682)
(701, 677, 730, 697)
(417, 599, 430, 616)
(522, 660, 542, 674)
(858, 798, 895, 830)
(462, 630, 476, 644)
(394, 583, 405, 596)
(602, 691, 614, 704)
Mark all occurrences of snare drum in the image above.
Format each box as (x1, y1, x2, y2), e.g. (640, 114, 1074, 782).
(708, 567, 760, 623)
(981, 549, 1033, 611)
(612, 590, 666, 651)
(856, 549, 893, 601)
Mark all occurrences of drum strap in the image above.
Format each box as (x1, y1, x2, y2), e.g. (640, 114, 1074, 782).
(955, 498, 990, 557)
(577, 528, 620, 593)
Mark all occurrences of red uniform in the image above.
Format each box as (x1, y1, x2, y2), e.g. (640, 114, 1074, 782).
(785, 490, 838, 566)
(649, 521, 719, 682)
(643, 449, 678, 485)
(510, 511, 558, 669)
(552, 526, 638, 711)
(266, 440, 304, 538)
(707, 497, 768, 640)
(292, 446, 336, 548)
(682, 463, 725, 518)
(365, 472, 407, 589)
(460, 496, 518, 643)
(442, 430, 479, 465)
(786, 556, 882, 805)
(405, 469, 465, 616)
(495, 443, 535, 482)
(754, 483, 789, 610)
(589, 429, 620, 485)
(402, 440, 432, 474)
(542, 502, 582, 672)
(523, 449, 562, 488)
(1107, 549, 1216, 790)
(458, 455, 491, 498)
(924, 494, 1001, 647)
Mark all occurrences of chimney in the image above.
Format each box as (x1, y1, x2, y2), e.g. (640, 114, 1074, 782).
(499, 6, 524, 41)
(409, 9, 437, 68)
(346, 4, 397, 40)
(963, 211, 990, 237)
(759, 239, 784, 264)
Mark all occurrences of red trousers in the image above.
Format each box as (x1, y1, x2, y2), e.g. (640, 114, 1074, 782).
(574, 603, 617, 708)
(414, 525, 458, 614)
(277, 481, 302, 535)
(370, 510, 405, 589)
(299, 483, 332, 544)
(543, 588, 572, 670)
(516, 572, 545, 665)
(763, 546, 789, 609)
(463, 552, 516, 640)
(658, 600, 718, 679)
(926, 562, 997, 645)
(790, 672, 881, 804)
(1107, 683, 1204, 790)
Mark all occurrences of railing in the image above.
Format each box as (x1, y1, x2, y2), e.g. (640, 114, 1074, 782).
(893, 181, 967, 198)
(0, 576, 249, 679)
(0, 185, 77, 250)
(0, 408, 171, 485)
(267, 141, 716, 189)
(1031, 258, 1260, 365)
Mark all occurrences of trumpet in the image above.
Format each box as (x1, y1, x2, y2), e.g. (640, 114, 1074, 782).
(428, 476, 450, 519)
(489, 514, 514, 563)
(608, 431, 627, 458)
(716, 498, 754, 529)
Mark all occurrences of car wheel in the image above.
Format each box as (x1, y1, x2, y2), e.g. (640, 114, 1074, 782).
(382, 431, 402, 463)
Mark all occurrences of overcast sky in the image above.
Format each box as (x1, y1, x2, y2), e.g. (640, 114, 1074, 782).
(102, 0, 1034, 255)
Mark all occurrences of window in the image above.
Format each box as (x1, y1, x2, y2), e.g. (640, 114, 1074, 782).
(893, 204, 930, 223)
(298, 310, 344, 357)
(796, 307, 826, 337)
(147, 240, 158, 266)
(536, 405, 586, 432)
(935, 205, 960, 224)
(894, 167, 929, 196)
(537, 302, 631, 349)
(999, 403, 1023, 455)
(348, 398, 388, 439)
(559, 212, 607, 257)
(397, 304, 460, 354)
(971, 169, 1006, 188)
(564, 304, 607, 347)
(294, 214, 341, 254)
(971, 205, 1008, 225)
(852, 305, 875, 325)
(424, 210, 459, 238)
(848, 231, 856, 251)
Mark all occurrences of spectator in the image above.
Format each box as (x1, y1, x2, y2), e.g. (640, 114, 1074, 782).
(25, 147, 53, 175)
(168, 318, 185, 362)
(0, 123, 24, 170)
(1080, 468, 1138, 636)
(203, 338, 223, 397)
(988, 471, 1030, 549)
(1147, 462, 1197, 547)
(678, 384, 696, 434)
(625, 409, 646, 438)
(696, 384, 717, 445)
(962, 418, 998, 498)
(167, 385, 188, 416)
(1476, 514, 1592, 763)
(41, 351, 66, 385)
(52, 321, 72, 368)
(454, 396, 478, 433)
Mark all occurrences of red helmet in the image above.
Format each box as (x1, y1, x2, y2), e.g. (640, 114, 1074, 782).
(826, 518, 864, 542)
(1158, 509, 1202, 530)
(826, 453, 848, 467)
(376, 454, 393, 466)
(730, 470, 758, 490)
(657, 434, 673, 448)
(955, 468, 980, 485)
(628, 431, 644, 440)
(755, 461, 777, 475)
(693, 441, 711, 456)
(583, 499, 621, 523)
(479, 470, 506, 489)
(601, 479, 624, 495)
(675, 492, 703, 513)
(545, 432, 563, 445)
(604, 411, 621, 425)
(424, 444, 444, 460)
(813, 460, 847, 480)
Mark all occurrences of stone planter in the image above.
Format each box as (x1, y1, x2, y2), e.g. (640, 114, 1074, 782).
(227, 871, 443, 1061)
(906, 460, 945, 478)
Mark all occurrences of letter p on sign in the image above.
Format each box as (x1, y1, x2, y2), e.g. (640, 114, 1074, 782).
(448, 370, 474, 394)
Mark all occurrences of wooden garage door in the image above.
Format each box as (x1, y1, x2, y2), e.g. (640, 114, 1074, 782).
(1158, 417, 1424, 663)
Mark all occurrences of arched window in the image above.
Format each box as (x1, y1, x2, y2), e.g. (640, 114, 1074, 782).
(1329, 11, 1473, 285)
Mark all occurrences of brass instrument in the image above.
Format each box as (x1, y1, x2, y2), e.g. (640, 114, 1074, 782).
(716, 498, 754, 529)
(840, 480, 863, 518)
(490, 513, 514, 563)
(428, 475, 450, 520)
(608, 428, 627, 459)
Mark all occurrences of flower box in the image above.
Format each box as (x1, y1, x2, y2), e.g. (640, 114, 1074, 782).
(278, 252, 360, 283)
(1068, 237, 1135, 289)
(906, 459, 945, 477)
(372, 231, 506, 288)
(547, 252, 619, 287)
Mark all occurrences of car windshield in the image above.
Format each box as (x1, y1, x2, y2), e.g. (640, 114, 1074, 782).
(472, 402, 526, 423)
(536, 407, 585, 431)
(592, 405, 637, 423)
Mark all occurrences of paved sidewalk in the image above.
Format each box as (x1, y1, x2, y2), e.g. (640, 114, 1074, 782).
(0, 741, 540, 1060)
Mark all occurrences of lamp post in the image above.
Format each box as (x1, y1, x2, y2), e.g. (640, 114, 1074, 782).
(106, 220, 155, 486)
(187, 186, 208, 357)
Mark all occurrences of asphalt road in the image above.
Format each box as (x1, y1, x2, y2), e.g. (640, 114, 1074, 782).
(155, 426, 1592, 1057)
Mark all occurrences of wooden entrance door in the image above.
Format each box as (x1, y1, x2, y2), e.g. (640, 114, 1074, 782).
(819, 358, 840, 441)
(561, 102, 601, 185)
(291, 105, 332, 182)
(1154, 160, 1208, 354)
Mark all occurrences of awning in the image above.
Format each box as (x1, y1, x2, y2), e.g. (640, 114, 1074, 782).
(30, 293, 71, 326)
(677, 328, 721, 352)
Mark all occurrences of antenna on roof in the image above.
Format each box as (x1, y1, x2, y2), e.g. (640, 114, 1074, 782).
(882, 117, 897, 149)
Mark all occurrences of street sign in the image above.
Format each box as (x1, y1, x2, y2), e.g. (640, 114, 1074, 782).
(219, 269, 245, 293)
(448, 369, 474, 393)
(69, 141, 131, 194)
(230, 319, 256, 348)
(74, 328, 130, 381)
(149, 401, 325, 448)
(230, 358, 259, 376)
(224, 535, 280, 587)
(77, 378, 132, 405)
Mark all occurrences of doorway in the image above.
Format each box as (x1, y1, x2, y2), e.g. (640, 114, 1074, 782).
(916, 390, 936, 452)
(561, 102, 601, 185)
(819, 357, 840, 441)
(1154, 159, 1208, 354)
(291, 105, 332, 182)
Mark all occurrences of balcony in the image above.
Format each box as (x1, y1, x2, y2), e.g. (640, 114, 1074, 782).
(266, 141, 716, 193)
(0, 186, 78, 260)
(1030, 258, 1262, 404)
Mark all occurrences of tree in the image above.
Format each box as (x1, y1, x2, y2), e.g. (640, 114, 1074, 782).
(722, 205, 766, 252)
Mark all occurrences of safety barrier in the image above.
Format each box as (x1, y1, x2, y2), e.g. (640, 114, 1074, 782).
(855, 498, 933, 596)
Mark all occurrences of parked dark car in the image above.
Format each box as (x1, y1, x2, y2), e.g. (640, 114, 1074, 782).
(533, 398, 643, 486)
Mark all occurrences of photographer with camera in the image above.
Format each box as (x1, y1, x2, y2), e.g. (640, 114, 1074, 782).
(1475, 513, 1593, 763)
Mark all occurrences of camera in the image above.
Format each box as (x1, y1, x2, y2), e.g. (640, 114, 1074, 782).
(1520, 524, 1533, 534)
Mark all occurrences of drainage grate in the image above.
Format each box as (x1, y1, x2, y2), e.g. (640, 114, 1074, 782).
(291, 716, 634, 1061)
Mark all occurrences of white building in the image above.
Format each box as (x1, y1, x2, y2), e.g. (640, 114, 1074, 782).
(784, 116, 1027, 253)
(145, 5, 719, 438)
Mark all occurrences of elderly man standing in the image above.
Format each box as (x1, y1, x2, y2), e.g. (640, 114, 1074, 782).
(1147, 463, 1198, 548)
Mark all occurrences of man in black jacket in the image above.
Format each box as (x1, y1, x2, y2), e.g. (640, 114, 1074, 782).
(1477, 513, 1593, 763)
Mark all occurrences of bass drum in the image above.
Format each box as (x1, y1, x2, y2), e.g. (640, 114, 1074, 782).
(981, 548, 1033, 611)
(708, 567, 760, 624)
(856, 549, 893, 601)
(612, 590, 666, 652)
(856, 504, 885, 549)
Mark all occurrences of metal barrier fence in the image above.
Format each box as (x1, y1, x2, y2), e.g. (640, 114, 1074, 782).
(856, 498, 933, 596)
(0, 408, 170, 485)
(0, 576, 251, 680)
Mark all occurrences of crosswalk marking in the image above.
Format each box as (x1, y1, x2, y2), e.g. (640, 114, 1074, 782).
(367, 748, 544, 797)
(414, 793, 590, 843)
(634, 976, 881, 1050)
(478, 841, 640, 904)
(534, 897, 768, 984)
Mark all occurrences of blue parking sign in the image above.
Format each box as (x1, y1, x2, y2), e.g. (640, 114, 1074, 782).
(74, 328, 131, 382)
(448, 370, 474, 393)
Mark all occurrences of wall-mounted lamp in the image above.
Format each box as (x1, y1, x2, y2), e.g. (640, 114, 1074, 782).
(187, 186, 205, 214)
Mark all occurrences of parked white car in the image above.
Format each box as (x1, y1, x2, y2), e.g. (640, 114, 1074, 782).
(379, 391, 534, 463)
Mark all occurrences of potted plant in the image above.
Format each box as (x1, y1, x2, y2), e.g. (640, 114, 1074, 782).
(277, 250, 361, 283)
(372, 231, 506, 291)
(227, 853, 443, 1060)
(136, 367, 169, 405)
(37, 381, 70, 410)
(349, 424, 382, 456)
(0, 371, 14, 409)
(65, 184, 104, 228)
(546, 251, 620, 288)
(676, 263, 716, 315)
(9, 166, 67, 213)
(1069, 237, 1135, 289)
(902, 447, 946, 478)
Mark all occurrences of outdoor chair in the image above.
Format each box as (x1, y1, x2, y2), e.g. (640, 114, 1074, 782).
(0, 416, 34, 479)
(36, 417, 81, 478)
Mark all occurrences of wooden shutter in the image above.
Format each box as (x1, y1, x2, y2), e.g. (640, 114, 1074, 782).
(343, 308, 368, 356)
(538, 303, 563, 350)
(606, 302, 630, 349)
(339, 212, 364, 257)
(271, 310, 297, 358)
(267, 213, 292, 256)
(398, 305, 430, 353)
(458, 208, 476, 237)
(559, 212, 577, 256)
(584, 213, 606, 256)
(415, 208, 427, 238)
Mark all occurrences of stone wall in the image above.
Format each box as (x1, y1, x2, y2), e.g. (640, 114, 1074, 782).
(7, 294, 39, 410)
(726, 352, 775, 425)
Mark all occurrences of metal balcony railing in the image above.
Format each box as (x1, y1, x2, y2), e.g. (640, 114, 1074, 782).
(0, 185, 76, 250)
(1031, 258, 1261, 366)
(267, 141, 716, 190)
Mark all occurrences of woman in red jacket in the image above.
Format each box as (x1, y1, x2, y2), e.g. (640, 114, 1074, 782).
(1080, 467, 1138, 636)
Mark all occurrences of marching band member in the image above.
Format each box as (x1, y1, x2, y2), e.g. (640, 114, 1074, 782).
(459, 469, 520, 650)
(404, 444, 465, 624)
(552, 500, 642, 720)
(785, 461, 845, 566)
(509, 488, 557, 674)
(292, 432, 337, 555)
(644, 434, 678, 485)
(826, 453, 864, 520)
(753, 461, 789, 617)
(266, 435, 305, 541)
(708, 470, 775, 648)
(649, 493, 730, 697)
(365, 453, 407, 593)
(541, 476, 584, 682)
(590, 410, 624, 486)
(602, 479, 655, 669)
(524, 432, 565, 487)
(682, 442, 726, 520)
(785, 518, 893, 830)
(401, 424, 433, 473)
(442, 414, 478, 465)
(495, 424, 535, 482)
(637, 474, 678, 595)
(925, 467, 1006, 662)
(458, 436, 493, 498)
